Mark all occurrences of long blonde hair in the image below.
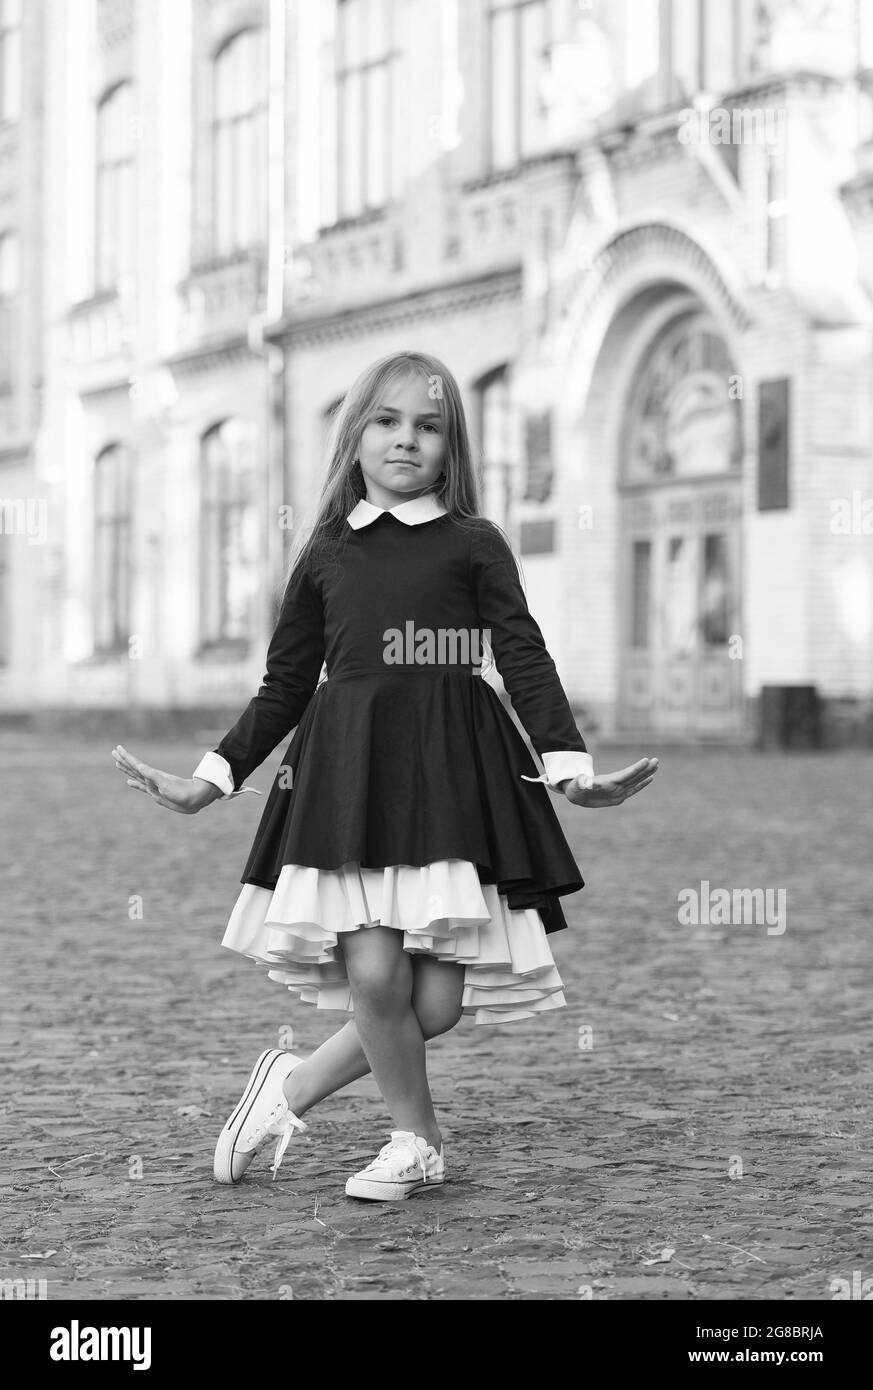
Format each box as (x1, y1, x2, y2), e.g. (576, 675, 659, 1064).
(276, 349, 520, 681)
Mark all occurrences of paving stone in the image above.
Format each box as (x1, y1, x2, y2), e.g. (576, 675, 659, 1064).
(1, 735, 870, 1299)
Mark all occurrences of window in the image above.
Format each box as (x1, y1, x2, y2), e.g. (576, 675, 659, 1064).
(757, 378, 790, 511)
(213, 29, 267, 256)
(0, 0, 21, 123)
(631, 540, 652, 648)
(623, 316, 742, 484)
(96, 82, 135, 292)
(666, 0, 740, 99)
(0, 532, 9, 665)
(670, 0, 700, 98)
(0, 229, 18, 393)
(200, 419, 259, 647)
(476, 365, 520, 526)
(701, 533, 731, 645)
(337, 0, 394, 218)
(488, 0, 547, 172)
(623, 0, 659, 91)
(94, 444, 132, 654)
(764, 143, 787, 279)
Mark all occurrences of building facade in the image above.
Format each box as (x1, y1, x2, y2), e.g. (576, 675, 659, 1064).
(0, 0, 43, 705)
(5, 0, 873, 743)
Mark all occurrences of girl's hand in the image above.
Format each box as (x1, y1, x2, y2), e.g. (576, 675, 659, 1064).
(111, 744, 223, 814)
(562, 756, 659, 807)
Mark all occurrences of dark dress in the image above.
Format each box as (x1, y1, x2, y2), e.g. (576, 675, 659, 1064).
(214, 510, 591, 1024)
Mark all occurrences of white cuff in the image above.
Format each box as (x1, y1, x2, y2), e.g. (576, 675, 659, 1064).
(192, 751, 262, 800)
(521, 750, 594, 791)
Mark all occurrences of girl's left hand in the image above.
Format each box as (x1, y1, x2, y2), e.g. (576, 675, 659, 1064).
(562, 756, 659, 807)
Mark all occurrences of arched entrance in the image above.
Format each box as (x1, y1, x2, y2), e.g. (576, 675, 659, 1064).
(618, 309, 744, 736)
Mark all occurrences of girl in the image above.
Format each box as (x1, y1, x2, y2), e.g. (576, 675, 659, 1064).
(112, 350, 658, 1202)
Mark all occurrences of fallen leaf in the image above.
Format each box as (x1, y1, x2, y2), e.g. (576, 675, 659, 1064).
(642, 1247, 675, 1265)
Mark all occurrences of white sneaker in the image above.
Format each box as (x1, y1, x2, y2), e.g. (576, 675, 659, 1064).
(213, 1048, 308, 1184)
(345, 1130, 445, 1201)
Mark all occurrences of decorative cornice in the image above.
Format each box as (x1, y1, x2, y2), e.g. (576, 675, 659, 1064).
(164, 336, 259, 377)
(76, 375, 132, 403)
(461, 149, 577, 194)
(595, 71, 846, 167)
(315, 207, 390, 240)
(268, 268, 521, 349)
(717, 69, 845, 104)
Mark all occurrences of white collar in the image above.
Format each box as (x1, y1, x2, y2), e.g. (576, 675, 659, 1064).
(347, 493, 448, 530)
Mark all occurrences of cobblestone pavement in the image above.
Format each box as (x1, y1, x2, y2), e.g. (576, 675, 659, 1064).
(1, 732, 871, 1301)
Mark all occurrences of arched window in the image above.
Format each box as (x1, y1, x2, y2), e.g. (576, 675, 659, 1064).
(212, 29, 267, 256)
(200, 418, 259, 647)
(96, 81, 135, 292)
(622, 314, 742, 484)
(94, 443, 132, 654)
(0, 229, 18, 393)
(0, 0, 21, 123)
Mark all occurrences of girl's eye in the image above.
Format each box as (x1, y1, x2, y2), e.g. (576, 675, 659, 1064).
(375, 416, 439, 432)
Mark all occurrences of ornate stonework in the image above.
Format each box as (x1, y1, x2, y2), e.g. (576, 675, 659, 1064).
(274, 269, 522, 349)
(561, 222, 752, 364)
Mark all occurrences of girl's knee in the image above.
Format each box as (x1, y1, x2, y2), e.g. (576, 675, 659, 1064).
(417, 997, 464, 1039)
(343, 936, 411, 1013)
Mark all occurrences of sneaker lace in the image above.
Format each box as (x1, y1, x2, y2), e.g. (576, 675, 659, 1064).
(243, 1100, 308, 1181)
(366, 1134, 429, 1183)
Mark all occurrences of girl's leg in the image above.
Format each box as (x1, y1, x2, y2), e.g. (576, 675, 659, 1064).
(283, 942, 464, 1144)
(410, 954, 465, 1039)
(339, 925, 440, 1149)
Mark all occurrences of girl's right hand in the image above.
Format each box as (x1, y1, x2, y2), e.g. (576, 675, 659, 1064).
(111, 744, 224, 814)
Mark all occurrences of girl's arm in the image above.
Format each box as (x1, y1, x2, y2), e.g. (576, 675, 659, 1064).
(112, 563, 326, 812)
(471, 524, 591, 766)
(471, 524, 658, 806)
(193, 561, 327, 799)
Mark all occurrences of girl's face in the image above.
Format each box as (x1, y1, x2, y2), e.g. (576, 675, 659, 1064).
(357, 373, 446, 510)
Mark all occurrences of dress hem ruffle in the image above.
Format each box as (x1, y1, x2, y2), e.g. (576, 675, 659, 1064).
(220, 858, 567, 1026)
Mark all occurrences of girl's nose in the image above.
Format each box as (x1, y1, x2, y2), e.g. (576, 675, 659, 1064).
(395, 424, 416, 448)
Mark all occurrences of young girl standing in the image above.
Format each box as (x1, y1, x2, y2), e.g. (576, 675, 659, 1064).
(112, 350, 658, 1202)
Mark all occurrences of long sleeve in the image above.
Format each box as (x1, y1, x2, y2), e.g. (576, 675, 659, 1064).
(471, 523, 591, 783)
(195, 561, 326, 795)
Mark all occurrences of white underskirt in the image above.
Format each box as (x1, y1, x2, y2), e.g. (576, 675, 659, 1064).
(221, 858, 566, 1025)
